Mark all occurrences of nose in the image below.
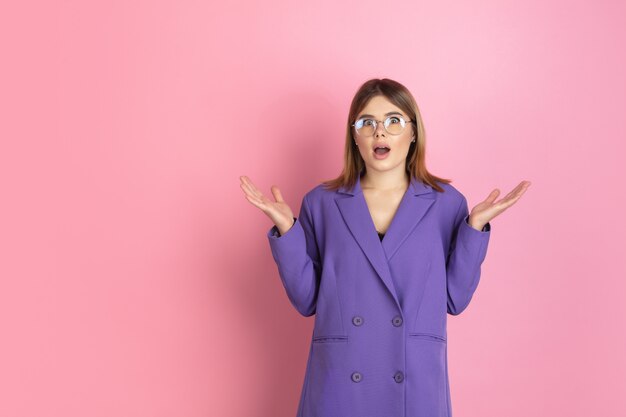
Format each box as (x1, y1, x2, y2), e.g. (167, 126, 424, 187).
(374, 121, 386, 137)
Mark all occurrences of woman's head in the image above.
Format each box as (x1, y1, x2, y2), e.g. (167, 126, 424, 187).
(351, 94, 416, 180)
(322, 78, 450, 192)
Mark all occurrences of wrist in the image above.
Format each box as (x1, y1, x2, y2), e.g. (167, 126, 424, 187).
(276, 217, 296, 236)
(468, 214, 486, 231)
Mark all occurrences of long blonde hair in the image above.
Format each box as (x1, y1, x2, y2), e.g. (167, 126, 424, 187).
(321, 78, 451, 193)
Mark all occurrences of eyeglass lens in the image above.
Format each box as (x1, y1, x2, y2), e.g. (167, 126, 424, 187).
(354, 116, 408, 136)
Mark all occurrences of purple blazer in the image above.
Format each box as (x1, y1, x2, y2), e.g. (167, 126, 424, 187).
(267, 174, 491, 417)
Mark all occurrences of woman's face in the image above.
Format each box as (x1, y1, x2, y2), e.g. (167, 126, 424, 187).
(353, 95, 415, 174)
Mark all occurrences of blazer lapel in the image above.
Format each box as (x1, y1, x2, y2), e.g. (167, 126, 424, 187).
(335, 174, 436, 309)
(381, 177, 436, 261)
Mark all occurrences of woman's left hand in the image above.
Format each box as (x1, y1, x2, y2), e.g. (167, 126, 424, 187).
(468, 180, 532, 230)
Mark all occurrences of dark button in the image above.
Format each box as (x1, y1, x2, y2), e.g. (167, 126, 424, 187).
(351, 372, 363, 383)
(352, 316, 364, 326)
(394, 371, 404, 383)
(391, 316, 403, 327)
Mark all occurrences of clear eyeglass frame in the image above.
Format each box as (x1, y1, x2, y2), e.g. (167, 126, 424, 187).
(351, 115, 414, 136)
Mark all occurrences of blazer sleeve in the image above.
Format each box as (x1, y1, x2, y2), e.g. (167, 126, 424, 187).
(266, 193, 321, 317)
(446, 194, 491, 315)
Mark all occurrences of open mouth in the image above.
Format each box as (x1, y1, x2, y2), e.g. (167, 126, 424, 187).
(374, 146, 390, 155)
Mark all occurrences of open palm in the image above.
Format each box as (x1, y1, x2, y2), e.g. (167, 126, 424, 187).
(469, 180, 531, 227)
(239, 175, 295, 233)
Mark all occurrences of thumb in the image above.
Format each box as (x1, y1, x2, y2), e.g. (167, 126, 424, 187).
(486, 188, 500, 203)
(270, 185, 285, 203)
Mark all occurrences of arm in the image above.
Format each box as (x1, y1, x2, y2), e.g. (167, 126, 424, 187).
(446, 195, 491, 315)
(267, 193, 321, 317)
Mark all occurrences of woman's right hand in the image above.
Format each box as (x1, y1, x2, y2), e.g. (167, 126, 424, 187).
(239, 175, 295, 235)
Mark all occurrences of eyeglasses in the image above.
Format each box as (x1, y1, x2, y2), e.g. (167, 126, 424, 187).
(351, 115, 413, 137)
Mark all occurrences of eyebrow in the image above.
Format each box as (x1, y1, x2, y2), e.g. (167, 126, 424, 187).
(357, 111, 405, 118)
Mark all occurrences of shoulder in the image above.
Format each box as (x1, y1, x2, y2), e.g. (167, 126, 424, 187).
(434, 181, 463, 198)
(432, 181, 467, 211)
(300, 183, 344, 215)
(303, 181, 467, 201)
(303, 183, 335, 202)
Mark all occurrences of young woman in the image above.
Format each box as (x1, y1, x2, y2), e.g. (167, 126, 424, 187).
(240, 78, 530, 417)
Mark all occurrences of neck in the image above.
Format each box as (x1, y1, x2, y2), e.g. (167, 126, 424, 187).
(361, 168, 409, 192)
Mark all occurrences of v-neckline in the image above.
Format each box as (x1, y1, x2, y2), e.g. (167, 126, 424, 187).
(362, 181, 411, 240)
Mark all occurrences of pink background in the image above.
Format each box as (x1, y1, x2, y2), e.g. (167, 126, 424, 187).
(2, 0, 625, 416)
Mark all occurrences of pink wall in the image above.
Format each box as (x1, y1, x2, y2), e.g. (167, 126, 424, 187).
(2, 0, 625, 416)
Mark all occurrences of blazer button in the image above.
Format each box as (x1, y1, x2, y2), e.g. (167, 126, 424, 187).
(393, 371, 404, 383)
(352, 316, 364, 326)
(391, 315, 403, 327)
(351, 372, 363, 383)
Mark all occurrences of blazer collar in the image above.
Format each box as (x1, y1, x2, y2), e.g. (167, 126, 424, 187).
(337, 173, 434, 197)
(335, 174, 436, 311)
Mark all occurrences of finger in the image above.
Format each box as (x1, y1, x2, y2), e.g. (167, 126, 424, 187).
(511, 180, 531, 195)
(243, 187, 273, 212)
(241, 177, 269, 202)
(507, 182, 531, 203)
(240, 180, 259, 200)
(498, 181, 531, 205)
(495, 182, 526, 205)
(485, 189, 500, 203)
(240, 182, 267, 207)
(241, 176, 265, 200)
(502, 184, 524, 200)
(514, 181, 531, 197)
(495, 185, 529, 208)
(271, 185, 285, 203)
(243, 192, 266, 210)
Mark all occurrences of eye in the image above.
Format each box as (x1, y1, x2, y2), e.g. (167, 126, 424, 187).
(363, 119, 375, 126)
(388, 117, 401, 124)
